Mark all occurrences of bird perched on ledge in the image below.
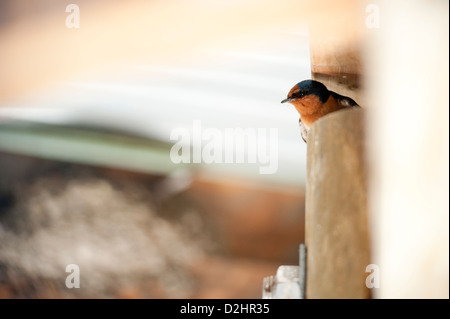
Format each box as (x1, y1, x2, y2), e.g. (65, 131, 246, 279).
(281, 79, 359, 143)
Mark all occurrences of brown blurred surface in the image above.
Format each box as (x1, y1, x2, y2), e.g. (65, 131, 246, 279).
(0, 151, 304, 298)
(189, 180, 304, 263)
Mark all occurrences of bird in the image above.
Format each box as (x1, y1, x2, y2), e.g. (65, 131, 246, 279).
(281, 79, 359, 143)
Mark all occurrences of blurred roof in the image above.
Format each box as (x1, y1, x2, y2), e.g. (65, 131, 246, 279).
(0, 0, 311, 187)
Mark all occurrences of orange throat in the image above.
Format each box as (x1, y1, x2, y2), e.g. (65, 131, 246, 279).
(291, 95, 338, 127)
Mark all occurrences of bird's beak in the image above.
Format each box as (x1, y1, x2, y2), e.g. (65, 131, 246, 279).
(281, 98, 294, 104)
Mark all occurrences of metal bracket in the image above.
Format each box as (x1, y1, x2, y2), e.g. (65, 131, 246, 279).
(262, 244, 307, 299)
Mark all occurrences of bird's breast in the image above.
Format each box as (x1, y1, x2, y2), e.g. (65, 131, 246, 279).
(292, 95, 339, 127)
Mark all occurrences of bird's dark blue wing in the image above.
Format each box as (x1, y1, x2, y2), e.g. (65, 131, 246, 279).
(330, 91, 359, 108)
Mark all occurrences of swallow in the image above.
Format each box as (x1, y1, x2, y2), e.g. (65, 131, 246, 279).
(281, 79, 359, 143)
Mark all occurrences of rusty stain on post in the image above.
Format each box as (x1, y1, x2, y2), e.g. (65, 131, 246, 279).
(305, 108, 370, 299)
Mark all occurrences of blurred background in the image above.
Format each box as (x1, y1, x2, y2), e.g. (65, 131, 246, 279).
(0, 0, 309, 298)
(0, 0, 448, 299)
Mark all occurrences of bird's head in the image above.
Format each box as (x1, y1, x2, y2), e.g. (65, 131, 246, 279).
(281, 80, 330, 105)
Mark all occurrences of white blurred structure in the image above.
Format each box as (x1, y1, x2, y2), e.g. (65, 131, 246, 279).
(366, 0, 449, 298)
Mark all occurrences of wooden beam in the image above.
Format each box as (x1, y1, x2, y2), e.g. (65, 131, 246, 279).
(306, 0, 364, 105)
(305, 108, 370, 299)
